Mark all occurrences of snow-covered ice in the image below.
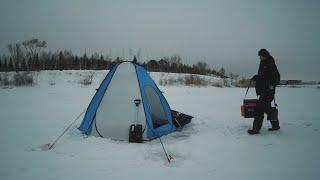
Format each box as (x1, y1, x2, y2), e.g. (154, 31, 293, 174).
(0, 70, 319, 180)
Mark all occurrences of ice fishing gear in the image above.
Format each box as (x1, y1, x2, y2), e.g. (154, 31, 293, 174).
(241, 80, 258, 118)
(171, 110, 193, 129)
(267, 98, 278, 121)
(134, 98, 141, 106)
(129, 124, 143, 143)
(241, 99, 258, 118)
(129, 99, 143, 143)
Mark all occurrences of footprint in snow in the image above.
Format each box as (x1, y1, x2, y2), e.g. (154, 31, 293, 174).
(282, 122, 295, 126)
(304, 123, 313, 127)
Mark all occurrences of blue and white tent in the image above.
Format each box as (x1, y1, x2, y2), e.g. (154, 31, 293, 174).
(79, 62, 176, 140)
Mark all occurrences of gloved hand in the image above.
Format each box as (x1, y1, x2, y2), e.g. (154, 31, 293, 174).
(269, 85, 274, 90)
(252, 74, 259, 81)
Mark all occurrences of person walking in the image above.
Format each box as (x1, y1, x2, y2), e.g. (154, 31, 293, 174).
(248, 49, 280, 135)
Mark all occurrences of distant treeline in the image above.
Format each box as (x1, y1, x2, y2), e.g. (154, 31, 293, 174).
(0, 38, 228, 78)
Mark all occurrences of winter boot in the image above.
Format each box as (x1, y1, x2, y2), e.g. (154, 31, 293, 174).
(248, 118, 262, 135)
(268, 126, 280, 131)
(247, 129, 259, 135)
(269, 120, 280, 131)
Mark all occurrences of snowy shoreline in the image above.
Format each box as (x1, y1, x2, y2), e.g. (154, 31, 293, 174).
(0, 70, 319, 89)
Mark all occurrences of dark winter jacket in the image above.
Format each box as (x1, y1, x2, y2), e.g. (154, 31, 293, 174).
(255, 56, 279, 96)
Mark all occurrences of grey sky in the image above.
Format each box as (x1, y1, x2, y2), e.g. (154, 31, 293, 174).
(1, 0, 319, 80)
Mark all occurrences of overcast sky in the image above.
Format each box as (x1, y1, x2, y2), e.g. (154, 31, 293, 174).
(0, 0, 319, 80)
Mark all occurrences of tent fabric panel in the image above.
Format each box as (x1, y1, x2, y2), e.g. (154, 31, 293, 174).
(135, 65, 176, 139)
(94, 62, 146, 140)
(78, 65, 118, 134)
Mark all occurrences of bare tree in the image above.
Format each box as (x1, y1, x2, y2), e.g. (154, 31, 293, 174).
(218, 67, 226, 77)
(196, 61, 208, 74)
(22, 38, 47, 59)
(159, 57, 170, 72)
(82, 53, 88, 70)
(136, 48, 142, 62)
(8, 58, 14, 71)
(3, 59, 8, 72)
(229, 72, 239, 80)
(170, 55, 182, 65)
(170, 55, 182, 73)
(7, 43, 24, 69)
(22, 38, 46, 70)
(40, 51, 52, 70)
(133, 56, 137, 63)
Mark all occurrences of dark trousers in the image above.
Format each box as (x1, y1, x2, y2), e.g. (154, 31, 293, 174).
(252, 94, 279, 131)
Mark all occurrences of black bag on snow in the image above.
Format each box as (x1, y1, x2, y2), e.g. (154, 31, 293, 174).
(129, 124, 143, 143)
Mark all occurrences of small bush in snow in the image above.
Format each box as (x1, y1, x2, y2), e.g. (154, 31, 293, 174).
(159, 78, 178, 86)
(0, 72, 35, 87)
(13, 72, 35, 86)
(211, 82, 224, 88)
(79, 71, 94, 85)
(1, 73, 10, 87)
(223, 79, 231, 87)
(184, 75, 208, 86)
(234, 78, 252, 88)
(159, 79, 166, 86)
(168, 78, 178, 86)
(159, 74, 214, 87)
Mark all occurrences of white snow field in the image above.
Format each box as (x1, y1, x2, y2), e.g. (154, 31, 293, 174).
(0, 70, 319, 180)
